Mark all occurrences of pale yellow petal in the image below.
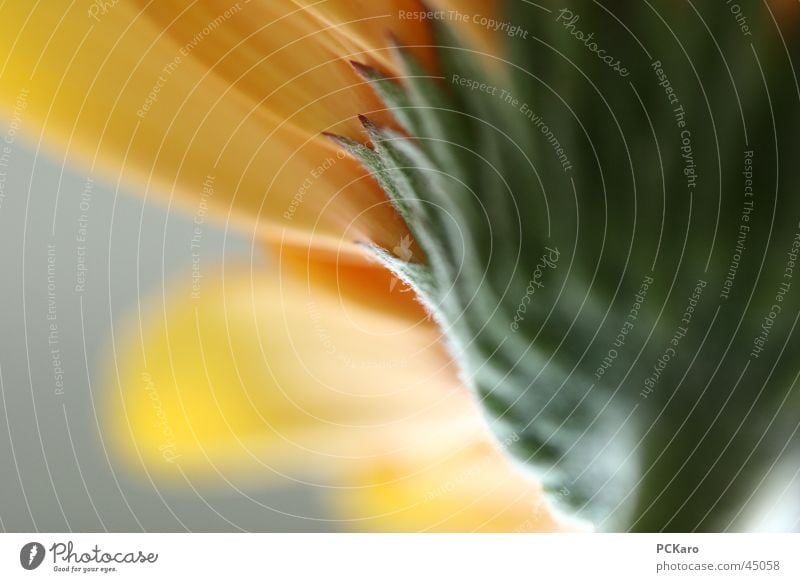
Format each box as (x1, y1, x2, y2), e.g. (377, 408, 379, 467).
(104, 262, 464, 482)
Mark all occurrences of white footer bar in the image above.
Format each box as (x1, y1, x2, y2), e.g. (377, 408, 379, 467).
(1, 533, 798, 580)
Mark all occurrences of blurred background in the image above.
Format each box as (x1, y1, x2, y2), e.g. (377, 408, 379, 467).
(0, 135, 334, 532)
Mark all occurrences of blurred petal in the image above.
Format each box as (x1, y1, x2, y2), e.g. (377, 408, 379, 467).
(0, 1, 430, 260)
(286, 0, 438, 71)
(105, 260, 559, 530)
(105, 262, 463, 481)
(133, 0, 434, 135)
(334, 437, 568, 532)
(277, 242, 429, 322)
(772, 0, 799, 17)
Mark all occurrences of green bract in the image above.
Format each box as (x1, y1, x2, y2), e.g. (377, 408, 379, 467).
(330, 1, 800, 531)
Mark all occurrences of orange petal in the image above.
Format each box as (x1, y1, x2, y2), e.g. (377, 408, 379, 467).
(276, 241, 429, 323)
(286, 0, 437, 72)
(0, 2, 424, 261)
(130, 0, 433, 136)
(334, 436, 570, 532)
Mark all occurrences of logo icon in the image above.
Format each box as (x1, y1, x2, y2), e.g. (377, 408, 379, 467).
(389, 235, 414, 292)
(20, 542, 45, 570)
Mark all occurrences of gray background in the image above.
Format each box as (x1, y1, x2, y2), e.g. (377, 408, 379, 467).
(0, 131, 332, 532)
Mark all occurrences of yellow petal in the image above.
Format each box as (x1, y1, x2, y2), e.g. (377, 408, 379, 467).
(104, 261, 463, 482)
(0, 2, 423, 261)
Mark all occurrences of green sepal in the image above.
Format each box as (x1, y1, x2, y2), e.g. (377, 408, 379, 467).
(328, 2, 800, 533)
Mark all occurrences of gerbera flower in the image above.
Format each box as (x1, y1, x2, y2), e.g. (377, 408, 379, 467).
(2, 0, 799, 532)
(0, 0, 565, 532)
